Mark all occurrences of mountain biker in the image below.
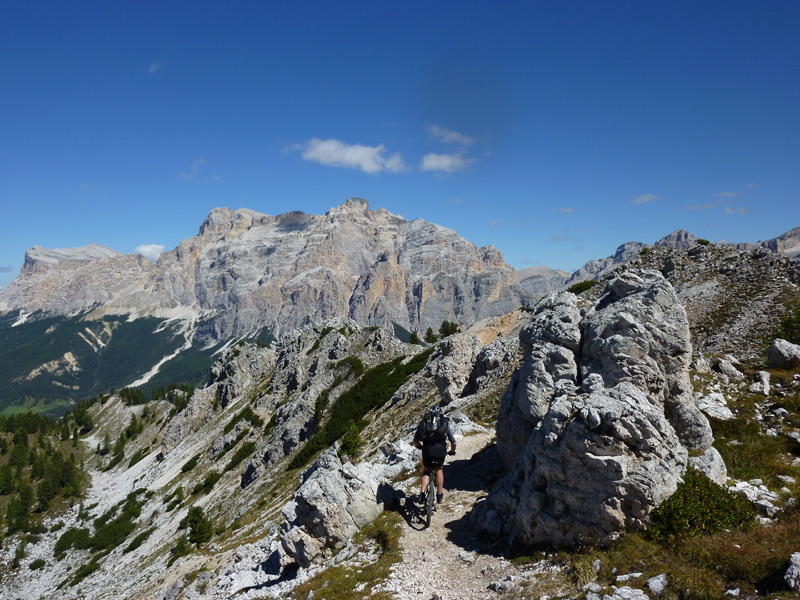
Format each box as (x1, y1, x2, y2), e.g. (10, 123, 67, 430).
(413, 405, 456, 504)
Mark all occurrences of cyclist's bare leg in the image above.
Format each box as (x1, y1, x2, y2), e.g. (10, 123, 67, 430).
(420, 468, 432, 496)
(434, 466, 444, 494)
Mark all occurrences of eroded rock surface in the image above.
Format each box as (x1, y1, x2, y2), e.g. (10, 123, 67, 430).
(474, 270, 714, 547)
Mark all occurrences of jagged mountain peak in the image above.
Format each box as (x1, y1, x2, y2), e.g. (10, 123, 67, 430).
(655, 229, 697, 249)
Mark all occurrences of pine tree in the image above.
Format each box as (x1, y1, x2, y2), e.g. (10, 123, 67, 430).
(424, 327, 438, 343)
(409, 331, 421, 345)
(187, 506, 213, 547)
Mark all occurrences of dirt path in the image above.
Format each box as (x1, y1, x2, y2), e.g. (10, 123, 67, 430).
(379, 430, 567, 600)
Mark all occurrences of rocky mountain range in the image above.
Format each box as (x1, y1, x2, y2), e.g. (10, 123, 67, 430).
(0, 198, 529, 342)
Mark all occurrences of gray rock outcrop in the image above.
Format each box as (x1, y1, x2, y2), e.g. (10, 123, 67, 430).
(427, 333, 482, 403)
(473, 270, 714, 547)
(279, 445, 401, 568)
(768, 338, 800, 369)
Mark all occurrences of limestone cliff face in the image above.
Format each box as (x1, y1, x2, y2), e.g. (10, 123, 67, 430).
(0, 199, 531, 340)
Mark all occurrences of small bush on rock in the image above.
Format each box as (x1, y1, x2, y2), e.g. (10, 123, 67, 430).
(648, 468, 756, 541)
(566, 280, 599, 294)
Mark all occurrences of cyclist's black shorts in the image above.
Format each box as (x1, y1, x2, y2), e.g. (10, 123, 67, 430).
(422, 442, 446, 469)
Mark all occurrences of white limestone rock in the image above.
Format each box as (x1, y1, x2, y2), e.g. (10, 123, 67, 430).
(717, 359, 745, 381)
(280, 448, 385, 568)
(696, 392, 734, 421)
(474, 270, 710, 547)
(785, 552, 800, 591)
(768, 338, 800, 369)
(748, 371, 771, 396)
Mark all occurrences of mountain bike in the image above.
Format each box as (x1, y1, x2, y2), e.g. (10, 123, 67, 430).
(425, 475, 436, 528)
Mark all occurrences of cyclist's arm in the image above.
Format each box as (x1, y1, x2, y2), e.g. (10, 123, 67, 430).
(446, 424, 456, 453)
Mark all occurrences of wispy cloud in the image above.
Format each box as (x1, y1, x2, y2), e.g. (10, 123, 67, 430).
(488, 219, 510, 228)
(134, 244, 165, 263)
(450, 198, 465, 205)
(0, 266, 13, 273)
(293, 138, 407, 174)
(685, 201, 729, 211)
(725, 206, 748, 215)
(429, 125, 476, 146)
(180, 158, 205, 179)
(550, 207, 575, 214)
(148, 60, 167, 75)
(420, 152, 476, 175)
(552, 236, 573, 242)
(716, 183, 756, 198)
(630, 194, 660, 205)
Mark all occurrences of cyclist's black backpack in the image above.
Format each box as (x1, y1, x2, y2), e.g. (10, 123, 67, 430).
(421, 412, 448, 442)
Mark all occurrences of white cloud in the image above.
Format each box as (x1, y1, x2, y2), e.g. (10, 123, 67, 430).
(180, 158, 206, 179)
(429, 125, 476, 146)
(450, 198, 465, 204)
(135, 244, 165, 263)
(420, 152, 476, 174)
(685, 201, 729, 211)
(725, 206, 748, 214)
(716, 191, 740, 198)
(488, 219, 509, 228)
(550, 207, 575, 214)
(148, 60, 166, 74)
(297, 138, 408, 174)
(552, 236, 572, 242)
(0, 266, 13, 273)
(630, 194, 660, 205)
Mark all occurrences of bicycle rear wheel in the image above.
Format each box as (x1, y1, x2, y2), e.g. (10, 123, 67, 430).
(425, 478, 435, 528)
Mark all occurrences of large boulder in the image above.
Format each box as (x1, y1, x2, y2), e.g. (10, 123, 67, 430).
(427, 333, 482, 403)
(768, 338, 800, 369)
(473, 270, 713, 547)
(279, 448, 385, 568)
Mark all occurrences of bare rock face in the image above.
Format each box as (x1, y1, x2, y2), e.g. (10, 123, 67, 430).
(474, 269, 713, 547)
(427, 333, 483, 403)
(0, 199, 531, 341)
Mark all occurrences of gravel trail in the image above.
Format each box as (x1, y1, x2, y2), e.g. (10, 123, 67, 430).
(380, 430, 567, 600)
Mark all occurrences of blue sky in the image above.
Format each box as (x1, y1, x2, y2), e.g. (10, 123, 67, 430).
(2, 1, 799, 288)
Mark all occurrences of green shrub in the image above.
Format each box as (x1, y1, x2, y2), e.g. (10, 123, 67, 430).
(223, 406, 264, 434)
(124, 526, 156, 553)
(30, 558, 46, 570)
(697, 238, 711, 246)
(640, 247, 651, 255)
(336, 356, 365, 377)
(181, 454, 201, 473)
(187, 505, 213, 547)
(774, 296, 800, 345)
(69, 559, 101, 587)
(566, 280, 599, 295)
(127, 448, 148, 468)
(192, 471, 222, 496)
(438, 321, 460, 337)
(289, 349, 433, 469)
(225, 441, 257, 471)
(648, 468, 756, 540)
(338, 421, 364, 459)
(168, 534, 192, 566)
